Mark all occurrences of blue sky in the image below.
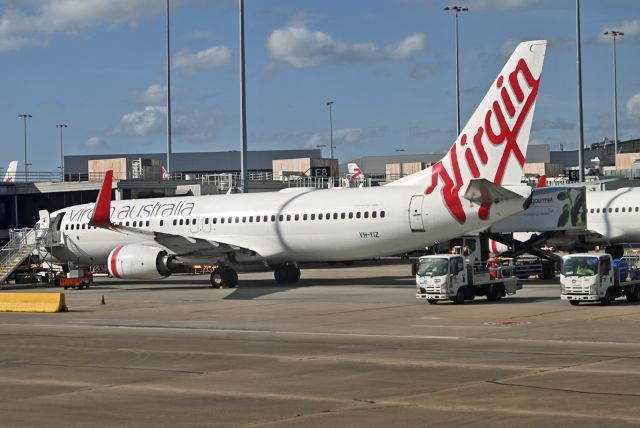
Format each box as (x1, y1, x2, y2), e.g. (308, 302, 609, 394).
(2, 0, 640, 172)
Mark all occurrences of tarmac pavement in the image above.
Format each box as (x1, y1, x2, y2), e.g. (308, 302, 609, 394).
(1, 262, 640, 427)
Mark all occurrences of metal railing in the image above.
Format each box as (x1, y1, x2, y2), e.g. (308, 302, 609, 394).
(0, 169, 412, 187)
(0, 228, 52, 282)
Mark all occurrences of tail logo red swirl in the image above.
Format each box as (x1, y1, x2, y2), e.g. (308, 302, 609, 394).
(426, 58, 540, 223)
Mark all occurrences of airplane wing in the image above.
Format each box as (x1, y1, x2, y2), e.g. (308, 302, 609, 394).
(463, 179, 526, 205)
(89, 170, 256, 258)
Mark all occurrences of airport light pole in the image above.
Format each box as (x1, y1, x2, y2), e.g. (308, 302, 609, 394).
(18, 114, 32, 181)
(166, 0, 173, 176)
(575, 0, 585, 182)
(56, 124, 68, 181)
(603, 30, 624, 169)
(444, 5, 468, 137)
(316, 144, 327, 158)
(239, 0, 249, 193)
(326, 101, 334, 159)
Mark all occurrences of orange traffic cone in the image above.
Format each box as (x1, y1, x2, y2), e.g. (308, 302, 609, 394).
(101, 295, 105, 305)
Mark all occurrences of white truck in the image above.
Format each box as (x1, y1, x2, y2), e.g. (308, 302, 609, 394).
(414, 254, 521, 304)
(560, 253, 640, 305)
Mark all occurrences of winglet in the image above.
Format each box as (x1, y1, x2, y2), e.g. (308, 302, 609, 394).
(537, 175, 546, 188)
(90, 170, 113, 227)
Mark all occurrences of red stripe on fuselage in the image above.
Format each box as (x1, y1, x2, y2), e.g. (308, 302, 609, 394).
(109, 246, 123, 278)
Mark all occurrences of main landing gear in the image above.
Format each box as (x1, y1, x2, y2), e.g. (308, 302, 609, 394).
(274, 264, 301, 284)
(210, 267, 238, 288)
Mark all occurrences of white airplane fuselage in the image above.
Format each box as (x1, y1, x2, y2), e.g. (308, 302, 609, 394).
(51, 185, 527, 266)
(585, 188, 640, 244)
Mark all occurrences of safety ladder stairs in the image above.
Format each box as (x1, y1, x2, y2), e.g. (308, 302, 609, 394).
(0, 228, 51, 284)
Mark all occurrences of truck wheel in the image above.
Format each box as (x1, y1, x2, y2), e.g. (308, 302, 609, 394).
(626, 286, 640, 302)
(487, 284, 504, 301)
(569, 300, 580, 306)
(427, 299, 438, 305)
(600, 289, 613, 305)
(453, 289, 465, 304)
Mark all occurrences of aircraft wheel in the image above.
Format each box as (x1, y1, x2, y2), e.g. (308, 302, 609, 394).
(569, 300, 580, 306)
(427, 299, 438, 305)
(287, 265, 301, 283)
(274, 265, 289, 284)
(210, 268, 238, 288)
(605, 245, 624, 260)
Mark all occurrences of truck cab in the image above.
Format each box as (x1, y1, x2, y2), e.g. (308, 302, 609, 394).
(560, 253, 638, 305)
(415, 254, 520, 304)
(415, 255, 466, 303)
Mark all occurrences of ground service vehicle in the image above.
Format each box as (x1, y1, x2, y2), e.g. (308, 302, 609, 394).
(414, 254, 521, 304)
(560, 253, 640, 305)
(55, 268, 93, 290)
(450, 235, 555, 280)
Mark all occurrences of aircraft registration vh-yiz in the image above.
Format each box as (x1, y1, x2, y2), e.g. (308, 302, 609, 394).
(44, 40, 547, 287)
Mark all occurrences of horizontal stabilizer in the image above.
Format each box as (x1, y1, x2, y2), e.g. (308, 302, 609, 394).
(463, 179, 524, 204)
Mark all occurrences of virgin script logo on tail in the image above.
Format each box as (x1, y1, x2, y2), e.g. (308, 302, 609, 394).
(351, 167, 363, 181)
(426, 58, 541, 224)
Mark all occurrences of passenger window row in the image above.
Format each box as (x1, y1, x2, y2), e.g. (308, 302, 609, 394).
(590, 206, 640, 214)
(205, 210, 386, 225)
(63, 210, 387, 230)
(64, 220, 151, 230)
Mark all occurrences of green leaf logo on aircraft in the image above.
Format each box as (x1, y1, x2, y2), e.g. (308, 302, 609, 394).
(557, 189, 586, 228)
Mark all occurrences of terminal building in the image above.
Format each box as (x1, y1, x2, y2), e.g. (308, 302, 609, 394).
(1, 149, 323, 239)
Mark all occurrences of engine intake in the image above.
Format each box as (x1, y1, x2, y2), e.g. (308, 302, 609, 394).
(107, 244, 175, 280)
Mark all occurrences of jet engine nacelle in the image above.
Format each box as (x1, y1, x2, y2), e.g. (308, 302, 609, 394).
(107, 244, 174, 280)
(488, 239, 509, 256)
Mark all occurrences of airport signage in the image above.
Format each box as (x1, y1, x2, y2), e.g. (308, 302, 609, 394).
(311, 166, 331, 177)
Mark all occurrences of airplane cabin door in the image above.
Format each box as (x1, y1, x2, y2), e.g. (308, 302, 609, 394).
(190, 218, 200, 234)
(202, 217, 211, 233)
(409, 195, 425, 232)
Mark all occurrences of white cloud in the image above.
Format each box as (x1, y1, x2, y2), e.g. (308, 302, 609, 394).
(597, 20, 640, 43)
(305, 128, 386, 148)
(0, 0, 202, 53)
(128, 84, 169, 105)
(494, 37, 523, 61)
(467, 0, 543, 11)
(114, 105, 221, 141)
(84, 136, 108, 149)
(626, 93, 640, 122)
(115, 106, 166, 137)
(267, 23, 426, 68)
(172, 45, 231, 74)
